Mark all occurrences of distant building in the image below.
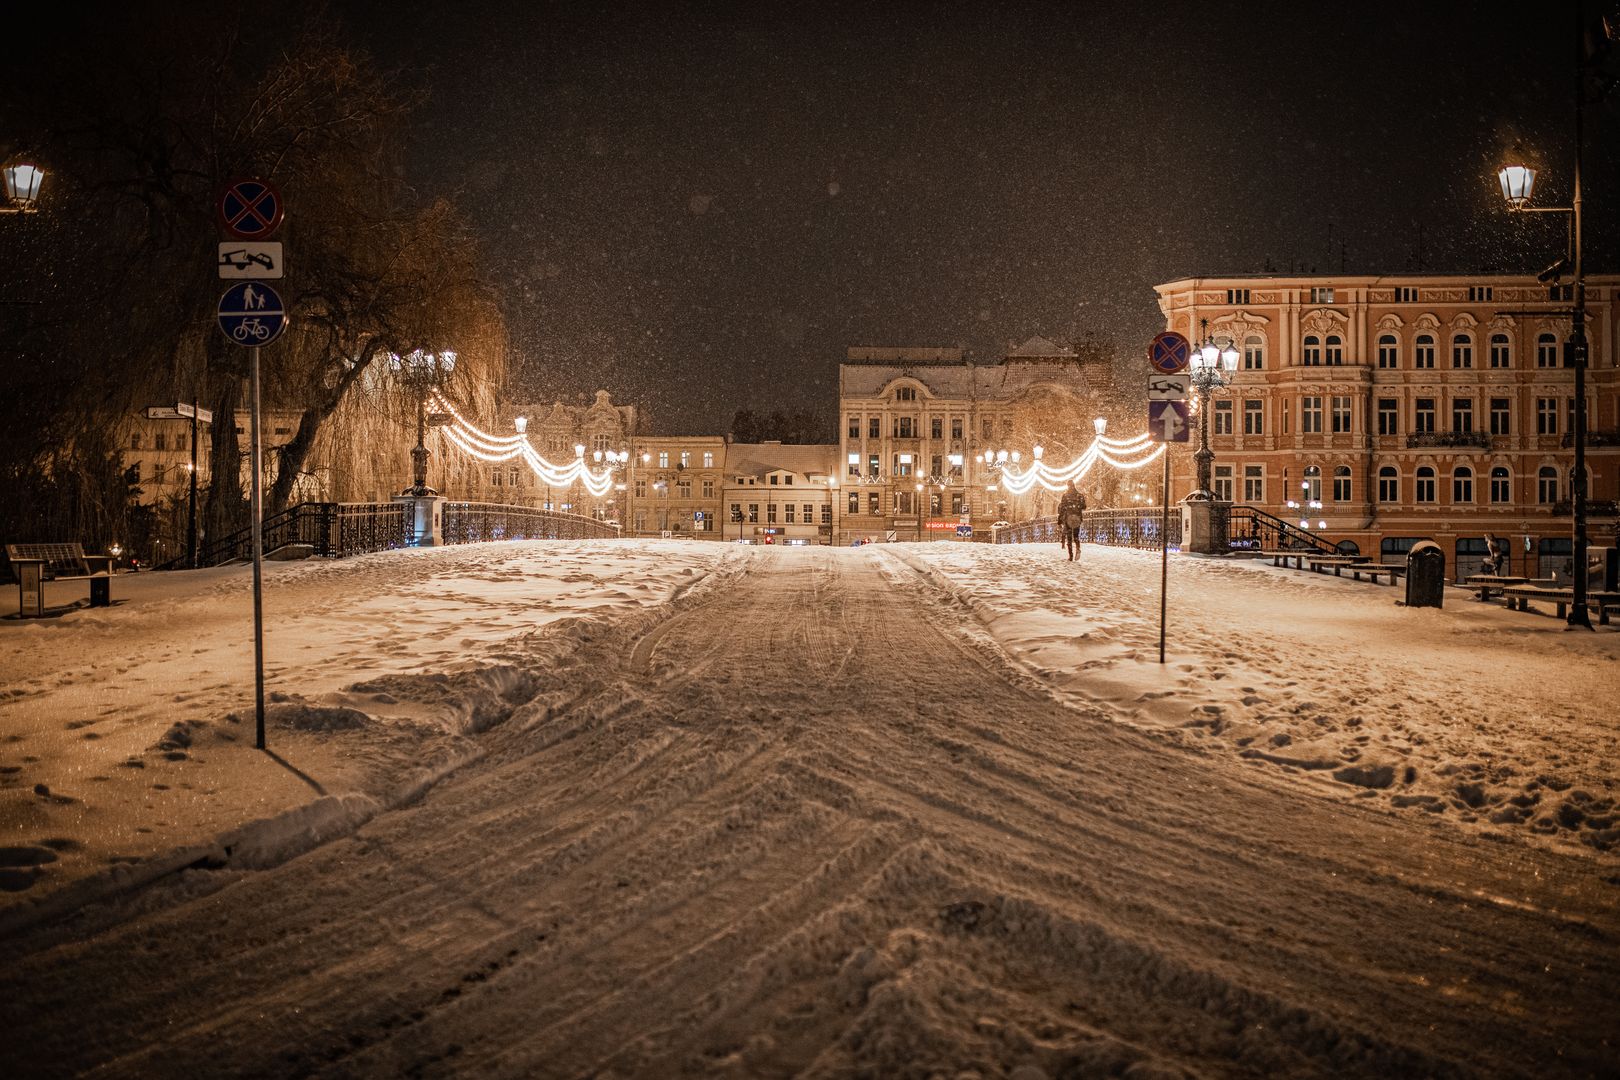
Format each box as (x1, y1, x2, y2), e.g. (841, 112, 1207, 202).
(722, 442, 839, 545)
(630, 435, 726, 538)
(1154, 274, 1619, 578)
(837, 337, 1113, 541)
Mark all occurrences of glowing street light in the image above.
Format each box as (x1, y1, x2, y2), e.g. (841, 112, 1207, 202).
(1, 162, 44, 212)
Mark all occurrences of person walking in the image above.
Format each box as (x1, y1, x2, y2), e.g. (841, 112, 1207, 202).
(1057, 480, 1087, 562)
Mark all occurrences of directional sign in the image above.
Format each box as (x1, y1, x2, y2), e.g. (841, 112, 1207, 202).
(145, 406, 185, 420)
(1148, 400, 1191, 442)
(218, 242, 284, 279)
(218, 178, 284, 240)
(176, 403, 214, 423)
(1148, 373, 1190, 401)
(217, 281, 287, 347)
(956, 524, 973, 538)
(1149, 331, 1191, 374)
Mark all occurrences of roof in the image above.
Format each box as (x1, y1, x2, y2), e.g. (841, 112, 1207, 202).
(839, 361, 1092, 401)
(725, 443, 839, 481)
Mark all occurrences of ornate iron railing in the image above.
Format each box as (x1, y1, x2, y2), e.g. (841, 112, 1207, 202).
(336, 502, 411, 554)
(441, 502, 620, 544)
(993, 508, 1180, 549)
(1550, 499, 1618, 517)
(1405, 431, 1492, 450)
(1563, 429, 1620, 448)
(1225, 506, 1339, 554)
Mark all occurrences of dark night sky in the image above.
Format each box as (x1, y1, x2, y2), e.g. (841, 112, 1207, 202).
(35, 3, 1620, 434)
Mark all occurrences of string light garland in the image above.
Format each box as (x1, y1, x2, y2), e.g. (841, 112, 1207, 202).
(428, 392, 619, 496)
(987, 429, 1164, 496)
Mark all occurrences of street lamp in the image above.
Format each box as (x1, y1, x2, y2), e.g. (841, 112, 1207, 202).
(1, 162, 43, 213)
(393, 349, 456, 496)
(1186, 320, 1239, 500)
(1490, 11, 1612, 628)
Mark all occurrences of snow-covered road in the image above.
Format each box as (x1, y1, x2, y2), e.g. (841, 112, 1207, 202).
(3, 545, 1615, 1078)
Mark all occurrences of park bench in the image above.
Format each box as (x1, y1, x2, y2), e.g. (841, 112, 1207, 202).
(1264, 550, 1312, 571)
(1345, 563, 1405, 586)
(1305, 555, 1371, 577)
(1465, 575, 1557, 602)
(1501, 585, 1620, 625)
(6, 542, 114, 615)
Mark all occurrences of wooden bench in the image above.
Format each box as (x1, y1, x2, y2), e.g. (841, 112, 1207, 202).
(1305, 555, 1371, 577)
(1264, 550, 1313, 570)
(1346, 563, 1405, 586)
(6, 542, 114, 614)
(1502, 585, 1620, 625)
(1465, 574, 1528, 601)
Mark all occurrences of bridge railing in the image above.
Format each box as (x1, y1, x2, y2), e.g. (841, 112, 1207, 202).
(440, 502, 620, 544)
(993, 508, 1180, 549)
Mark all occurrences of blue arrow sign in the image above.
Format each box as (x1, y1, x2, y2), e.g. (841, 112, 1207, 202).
(1148, 400, 1191, 442)
(218, 282, 287, 347)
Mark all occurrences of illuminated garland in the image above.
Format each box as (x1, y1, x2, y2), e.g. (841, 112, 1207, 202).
(429, 393, 618, 497)
(992, 431, 1164, 495)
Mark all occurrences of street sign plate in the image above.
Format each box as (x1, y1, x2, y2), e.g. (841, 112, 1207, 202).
(217, 282, 287, 346)
(218, 242, 284, 279)
(1148, 400, 1191, 442)
(173, 403, 214, 423)
(956, 524, 973, 538)
(145, 406, 184, 420)
(1149, 331, 1191, 374)
(1148, 373, 1190, 400)
(693, 511, 705, 521)
(218, 178, 284, 240)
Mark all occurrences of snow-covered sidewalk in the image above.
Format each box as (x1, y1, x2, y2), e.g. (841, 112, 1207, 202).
(895, 541, 1620, 857)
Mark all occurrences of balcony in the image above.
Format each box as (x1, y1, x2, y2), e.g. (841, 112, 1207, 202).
(1562, 429, 1620, 449)
(1404, 431, 1492, 450)
(1550, 499, 1618, 517)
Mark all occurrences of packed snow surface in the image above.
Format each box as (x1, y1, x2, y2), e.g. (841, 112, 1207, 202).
(1, 539, 1616, 1078)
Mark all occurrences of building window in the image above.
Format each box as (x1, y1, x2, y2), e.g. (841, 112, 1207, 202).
(848, 492, 858, 514)
(704, 451, 715, 469)
(491, 468, 503, 487)
(1310, 287, 1335, 303)
(1395, 286, 1419, 302)
(951, 418, 963, 440)
(1301, 396, 1324, 433)
(1377, 398, 1399, 435)
(868, 492, 880, 515)
(1331, 396, 1351, 433)
(1489, 334, 1510, 368)
(1242, 335, 1264, 370)
(658, 451, 669, 468)
(1332, 465, 1351, 501)
(1536, 333, 1558, 368)
(895, 416, 916, 438)
(897, 490, 913, 515)
(1377, 335, 1398, 368)
(893, 453, 913, 477)
(821, 504, 832, 524)
(848, 415, 860, 439)
(1490, 466, 1511, 503)
(847, 452, 860, 477)
(768, 474, 778, 485)
(702, 479, 714, 497)
(1415, 398, 1436, 433)
(1243, 464, 1264, 502)
(1536, 398, 1558, 435)
(748, 504, 759, 523)
(1243, 400, 1263, 434)
(930, 417, 943, 439)
(1414, 334, 1435, 369)
(1468, 285, 1493, 302)
(678, 451, 690, 468)
(894, 387, 916, 401)
(1325, 335, 1344, 365)
(1378, 466, 1399, 502)
(635, 479, 647, 497)
(982, 419, 993, 440)
(1227, 288, 1250, 304)
(1214, 400, 1233, 435)
(1302, 465, 1322, 502)
(767, 503, 778, 524)
(154, 432, 168, 451)
(1213, 465, 1234, 502)
(784, 504, 795, 524)
(1453, 466, 1474, 504)
(1451, 398, 1473, 433)
(1451, 335, 1473, 368)
(869, 417, 881, 439)
(1302, 335, 1322, 366)
(1416, 466, 1437, 503)
(1490, 398, 1511, 435)
(928, 491, 942, 515)
(1538, 466, 1558, 504)
(677, 480, 691, 498)
(930, 455, 943, 477)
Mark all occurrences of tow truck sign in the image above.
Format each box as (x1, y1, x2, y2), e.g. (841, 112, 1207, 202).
(218, 242, 284, 279)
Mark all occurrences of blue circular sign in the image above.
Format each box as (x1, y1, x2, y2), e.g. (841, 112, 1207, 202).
(218, 282, 287, 346)
(218, 178, 284, 240)
(1149, 331, 1191, 374)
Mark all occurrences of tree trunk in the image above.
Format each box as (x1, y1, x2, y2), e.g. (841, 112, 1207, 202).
(204, 374, 246, 552)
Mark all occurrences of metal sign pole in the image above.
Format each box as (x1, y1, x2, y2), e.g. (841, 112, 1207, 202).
(250, 346, 267, 750)
(1159, 448, 1170, 665)
(188, 400, 200, 569)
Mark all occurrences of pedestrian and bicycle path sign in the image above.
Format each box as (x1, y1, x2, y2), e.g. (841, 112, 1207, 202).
(218, 281, 286, 345)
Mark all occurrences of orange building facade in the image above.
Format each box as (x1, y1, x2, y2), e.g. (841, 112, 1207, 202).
(1154, 274, 1619, 580)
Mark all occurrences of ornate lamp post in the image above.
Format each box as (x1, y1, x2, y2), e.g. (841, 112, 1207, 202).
(1, 161, 44, 212)
(1187, 322, 1239, 500)
(1491, 8, 1611, 629)
(393, 349, 456, 496)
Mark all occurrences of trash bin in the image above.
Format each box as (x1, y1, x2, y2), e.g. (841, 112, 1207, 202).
(1405, 540, 1445, 609)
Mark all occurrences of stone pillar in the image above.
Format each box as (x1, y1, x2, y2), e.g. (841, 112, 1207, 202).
(1180, 499, 1230, 555)
(394, 494, 448, 547)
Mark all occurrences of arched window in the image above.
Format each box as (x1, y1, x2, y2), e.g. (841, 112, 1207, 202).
(1378, 465, 1399, 502)
(1377, 334, 1398, 369)
(1451, 334, 1473, 368)
(1332, 465, 1351, 501)
(1489, 334, 1510, 368)
(1302, 464, 1322, 502)
(1452, 466, 1474, 503)
(1536, 333, 1559, 368)
(1538, 466, 1559, 503)
(1414, 334, 1436, 369)
(1325, 334, 1344, 365)
(1243, 335, 1264, 370)
(1302, 335, 1322, 366)
(1416, 466, 1437, 503)
(1490, 466, 1511, 503)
